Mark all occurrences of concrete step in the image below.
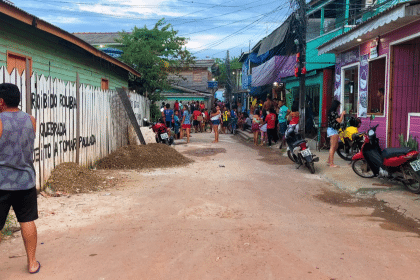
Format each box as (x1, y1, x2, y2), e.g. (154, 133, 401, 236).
(237, 129, 253, 141)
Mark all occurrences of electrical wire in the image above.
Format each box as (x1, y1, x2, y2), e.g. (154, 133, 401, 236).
(192, 3, 290, 54)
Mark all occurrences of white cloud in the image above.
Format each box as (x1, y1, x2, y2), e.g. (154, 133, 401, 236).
(76, 0, 192, 19)
(40, 16, 82, 24)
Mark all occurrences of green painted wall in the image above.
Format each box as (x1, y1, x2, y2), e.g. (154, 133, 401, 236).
(284, 72, 324, 119)
(0, 15, 128, 89)
(306, 28, 343, 71)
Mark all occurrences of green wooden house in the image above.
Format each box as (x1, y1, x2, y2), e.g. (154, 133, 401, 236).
(0, 2, 140, 89)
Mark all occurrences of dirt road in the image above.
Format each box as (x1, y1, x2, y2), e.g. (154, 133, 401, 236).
(1, 133, 420, 279)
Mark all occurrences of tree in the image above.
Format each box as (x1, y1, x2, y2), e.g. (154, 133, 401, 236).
(213, 57, 242, 87)
(117, 19, 195, 102)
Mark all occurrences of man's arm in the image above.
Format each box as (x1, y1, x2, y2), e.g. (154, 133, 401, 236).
(30, 116, 36, 133)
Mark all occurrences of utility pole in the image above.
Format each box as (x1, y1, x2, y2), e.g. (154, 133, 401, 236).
(225, 50, 232, 107)
(296, 0, 307, 138)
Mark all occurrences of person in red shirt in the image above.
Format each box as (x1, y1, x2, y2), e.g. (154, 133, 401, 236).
(204, 109, 210, 132)
(200, 101, 205, 110)
(265, 107, 277, 146)
(193, 109, 202, 132)
(174, 100, 179, 111)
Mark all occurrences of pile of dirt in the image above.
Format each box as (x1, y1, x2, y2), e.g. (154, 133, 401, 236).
(96, 143, 193, 170)
(45, 162, 104, 194)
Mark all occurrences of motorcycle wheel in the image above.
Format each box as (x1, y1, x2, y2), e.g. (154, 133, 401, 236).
(155, 136, 160, 143)
(287, 149, 296, 163)
(337, 142, 353, 161)
(403, 165, 420, 194)
(162, 139, 168, 145)
(306, 162, 315, 174)
(352, 159, 375, 178)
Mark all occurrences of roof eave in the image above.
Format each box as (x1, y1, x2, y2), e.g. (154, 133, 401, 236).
(318, 2, 420, 55)
(0, 2, 141, 77)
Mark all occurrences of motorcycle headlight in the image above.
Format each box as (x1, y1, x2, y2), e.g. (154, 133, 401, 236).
(368, 130, 374, 137)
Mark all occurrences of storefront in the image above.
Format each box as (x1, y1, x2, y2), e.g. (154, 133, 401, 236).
(318, 2, 420, 148)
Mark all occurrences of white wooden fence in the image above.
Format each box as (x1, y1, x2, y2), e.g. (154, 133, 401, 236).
(0, 67, 150, 190)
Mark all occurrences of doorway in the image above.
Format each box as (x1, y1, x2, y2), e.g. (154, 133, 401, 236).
(389, 37, 420, 147)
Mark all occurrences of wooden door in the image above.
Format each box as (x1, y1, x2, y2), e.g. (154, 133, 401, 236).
(390, 39, 420, 146)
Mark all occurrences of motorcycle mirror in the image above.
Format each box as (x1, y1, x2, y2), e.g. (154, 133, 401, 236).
(370, 115, 375, 121)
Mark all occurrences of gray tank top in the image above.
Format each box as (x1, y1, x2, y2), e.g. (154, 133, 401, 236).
(0, 111, 36, 191)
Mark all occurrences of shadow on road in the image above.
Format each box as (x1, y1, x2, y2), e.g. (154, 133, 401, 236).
(315, 188, 420, 237)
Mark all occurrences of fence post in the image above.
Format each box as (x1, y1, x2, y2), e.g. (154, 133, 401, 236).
(116, 88, 146, 145)
(76, 73, 80, 164)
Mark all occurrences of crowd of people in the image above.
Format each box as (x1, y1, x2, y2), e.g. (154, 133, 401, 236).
(160, 100, 239, 144)
(159, 97, 299, 147)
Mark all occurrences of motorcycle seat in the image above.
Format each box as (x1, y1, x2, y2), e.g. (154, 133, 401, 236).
(381, 147, 413, 159)
(292, 139, 306, 147)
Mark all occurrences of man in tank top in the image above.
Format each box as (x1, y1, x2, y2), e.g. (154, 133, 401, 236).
(0, 83, 40, 274)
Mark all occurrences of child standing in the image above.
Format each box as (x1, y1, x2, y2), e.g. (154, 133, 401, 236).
(174, 110, 181, 139)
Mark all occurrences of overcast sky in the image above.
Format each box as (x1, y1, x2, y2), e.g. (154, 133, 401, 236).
(11, 0, 292, 59)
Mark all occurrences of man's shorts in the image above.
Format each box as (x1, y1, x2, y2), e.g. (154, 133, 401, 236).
(0, 187, 38, 230)
(193, 120, 200, 126)
(279, 122, 287, 135)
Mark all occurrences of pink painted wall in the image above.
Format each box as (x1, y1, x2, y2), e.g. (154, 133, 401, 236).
(334, 48, 387, 149)
(334, 19, 420, 148)
(409, 115, 420, 150)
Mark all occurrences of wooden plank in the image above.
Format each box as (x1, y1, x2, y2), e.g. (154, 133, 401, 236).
(25, 58, 31, 114)
(76, 73, 80, 164)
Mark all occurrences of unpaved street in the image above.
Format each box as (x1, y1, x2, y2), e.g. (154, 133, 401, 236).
(1, 133, 420, 279)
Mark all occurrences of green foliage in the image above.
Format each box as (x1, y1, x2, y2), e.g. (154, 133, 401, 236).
(150, 102, 162, 122)
(1, 212, 18, 237)
(116, 19, 195, 102)
(399, 134, 419, 151)
(213, 57, 242, 87)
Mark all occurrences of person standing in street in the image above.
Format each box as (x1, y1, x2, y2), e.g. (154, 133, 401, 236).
(0, 83, 40, 274)
(221, 107, 230, 134)
(174, 100, 179, 112)
(181, 107, 191, 143)
(210, 107, 221, 143)
(278, 100, 290, 149)
(265, 107, 277, 147)
(327, 100, 346, 168)
(174, 110, 181, 139)
(252, 109, 262, 146)
(163, 104, 174, 129)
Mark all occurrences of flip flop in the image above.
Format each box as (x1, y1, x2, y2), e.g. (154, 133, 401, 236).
(329, 164, 340, 168)
(29, 261, 41, 274)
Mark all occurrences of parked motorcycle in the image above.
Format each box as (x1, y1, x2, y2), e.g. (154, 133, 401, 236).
(351, 123, 420, 193)
(337, 117, 364, 161)
(150, 121, 174, 145)
(286, 130, 319, 174)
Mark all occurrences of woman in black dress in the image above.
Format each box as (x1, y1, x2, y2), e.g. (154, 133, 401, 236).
(327, 100, 346, 167)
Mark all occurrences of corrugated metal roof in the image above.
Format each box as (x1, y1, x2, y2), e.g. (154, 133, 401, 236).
(73, 32, 125, 45)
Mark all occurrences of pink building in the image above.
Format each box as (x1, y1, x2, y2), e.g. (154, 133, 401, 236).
(318, 2, 420, 149)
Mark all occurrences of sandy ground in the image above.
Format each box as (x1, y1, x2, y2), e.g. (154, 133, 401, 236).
(1, 132, 420, 279)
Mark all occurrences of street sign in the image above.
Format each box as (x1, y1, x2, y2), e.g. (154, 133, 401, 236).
(208, 81, 218, 89)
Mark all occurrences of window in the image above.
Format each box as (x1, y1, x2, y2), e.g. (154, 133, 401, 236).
(101, 78, 109, 90)
(342, 65, 359, 115)
(368, 57, 386, 114)
(7, 51, 32, 75)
